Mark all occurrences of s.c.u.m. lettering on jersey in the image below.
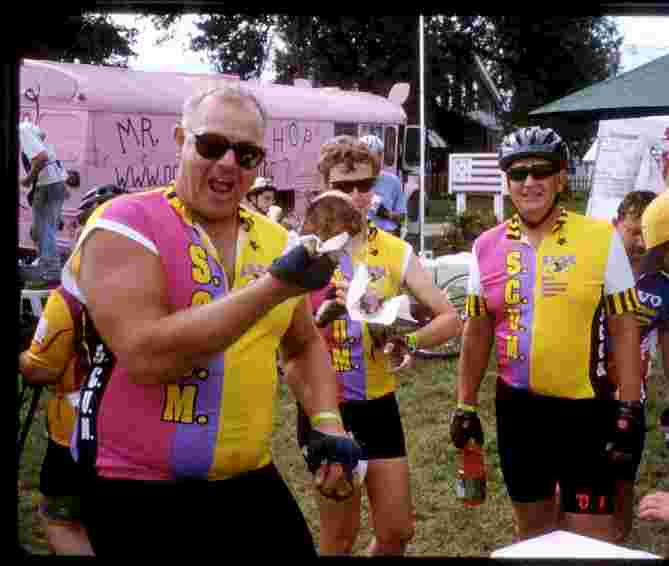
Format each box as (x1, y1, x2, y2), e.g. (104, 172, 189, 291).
(76, 324, 116, 475)
(161, 384, 204, 425)
(504, 251, 525, 361)
(331, 319, 354, 372)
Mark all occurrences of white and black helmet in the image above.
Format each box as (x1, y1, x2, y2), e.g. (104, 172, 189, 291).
(359, 134, 384, 155)
(498, 126, 569, 172)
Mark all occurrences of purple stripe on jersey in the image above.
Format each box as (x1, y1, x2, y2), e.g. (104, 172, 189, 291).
(513, 245, 535, 389)
(170, 230, 227, 479)
(337, 253, 367, 401)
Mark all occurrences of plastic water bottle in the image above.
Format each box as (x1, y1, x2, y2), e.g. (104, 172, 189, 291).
(455, 439, 486, 507)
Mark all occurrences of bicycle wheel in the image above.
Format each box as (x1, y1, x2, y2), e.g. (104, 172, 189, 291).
(412, 272, 469, 360)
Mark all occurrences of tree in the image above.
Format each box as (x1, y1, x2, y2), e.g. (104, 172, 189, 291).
(17, 14, 138, 66)
(149, 15, 621, 154)
(470, 17, 623, 130)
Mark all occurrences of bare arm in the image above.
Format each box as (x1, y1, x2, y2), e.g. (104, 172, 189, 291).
(79, 229, 302, 385)
(403, 253, 463, 350)
(21, 151, 48, 187)
(280, 295, 341, 431)
(457, 317, 495, 406)
(18, 351, 61, 385)
(608, 312, 641, 402)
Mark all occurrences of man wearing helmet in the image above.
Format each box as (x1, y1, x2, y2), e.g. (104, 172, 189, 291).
(18, 184, 127, 556)
(452, 125, 642, 543)
(359, 135, 406, 238)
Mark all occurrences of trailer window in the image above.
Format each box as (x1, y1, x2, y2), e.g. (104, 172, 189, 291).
(384, 127, 396, 167)
(359, 124, 383, 140)
(334, 123, 358, 137)
(275, 189, 295, 212)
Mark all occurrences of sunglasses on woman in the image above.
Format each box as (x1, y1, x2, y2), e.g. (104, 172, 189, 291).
(187, 131, 266, 170)
(330, 178, 376, 194)
(506, 163, 560, 183)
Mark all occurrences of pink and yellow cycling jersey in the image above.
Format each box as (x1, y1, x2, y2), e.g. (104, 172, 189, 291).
(466, 209, 639, 399)
(24, 286, 87, 447)
(63, 186, 299, 481)
(313, 223, 412, 402)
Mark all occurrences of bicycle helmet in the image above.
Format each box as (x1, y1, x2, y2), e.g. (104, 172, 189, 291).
(359, 134, 384, 156)
(498, 126, 569, 171)
(77, 184, 127, 225)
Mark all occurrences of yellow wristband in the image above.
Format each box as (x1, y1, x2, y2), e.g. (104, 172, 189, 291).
(457, 401, 478, 413)
(404, 332, 418, 353)
(310, 410, 343, 428)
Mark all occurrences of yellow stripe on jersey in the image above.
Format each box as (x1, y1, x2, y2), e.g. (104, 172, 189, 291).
(465, 294, 489, 318)
(605, 287, 641, 316)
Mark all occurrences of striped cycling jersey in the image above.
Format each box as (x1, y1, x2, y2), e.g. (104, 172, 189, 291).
(24, 286, 87, 447)
(312, 223, 412, 402)
(62, 186, 300, 481)
(466, 208, 638, 399)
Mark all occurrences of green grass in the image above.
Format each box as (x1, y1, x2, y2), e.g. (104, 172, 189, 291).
(18, 355, 669, 557)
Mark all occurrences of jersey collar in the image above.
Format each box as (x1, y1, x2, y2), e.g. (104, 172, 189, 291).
(506, 207, 569, 245)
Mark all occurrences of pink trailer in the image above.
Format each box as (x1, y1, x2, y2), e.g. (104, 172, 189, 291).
(18, 59, 419, 257)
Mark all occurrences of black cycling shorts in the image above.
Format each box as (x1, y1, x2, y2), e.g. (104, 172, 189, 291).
(495, 379, 645, 506)
(297, 391, 407, 460)
(40, 438, 84, 497)
(80, 463, 316, 558)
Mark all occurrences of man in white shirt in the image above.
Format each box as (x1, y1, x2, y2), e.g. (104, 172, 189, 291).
(19, 122, 68, 288)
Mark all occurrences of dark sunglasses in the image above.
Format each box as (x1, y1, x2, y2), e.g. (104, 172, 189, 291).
(330, 178, 376, 194)
(187, 131, 266, 169)
(506, 163, 559, 183)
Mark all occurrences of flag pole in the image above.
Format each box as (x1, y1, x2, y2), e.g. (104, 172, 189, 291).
(419, 14, 426, 256)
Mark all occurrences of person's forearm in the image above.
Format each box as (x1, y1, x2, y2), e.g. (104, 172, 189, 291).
(457, 318, 494, 405)
(115, 274, 302, 384)
(283, 333, 345, 435)
(608, 312, 641, 402)
(27, 154, 48, 183)
(291, 335, 338, 415)
(413, 309, 462, 350)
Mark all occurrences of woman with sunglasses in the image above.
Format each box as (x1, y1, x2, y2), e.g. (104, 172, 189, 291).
(288, 136, 462, 556)
(452, 125, 642, 543)
(60, 85, 361, 559)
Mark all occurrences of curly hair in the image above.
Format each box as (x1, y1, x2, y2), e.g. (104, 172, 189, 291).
(317, 135, 381, 189)
(616, 190, 657, 222)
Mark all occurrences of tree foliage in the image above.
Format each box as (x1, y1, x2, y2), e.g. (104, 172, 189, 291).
(19, 14, 138, 66)
(471, 16, 623, 130)
(149, 15, 622, 149)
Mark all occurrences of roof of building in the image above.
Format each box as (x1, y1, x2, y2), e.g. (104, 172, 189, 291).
(530, 53, 669, 121)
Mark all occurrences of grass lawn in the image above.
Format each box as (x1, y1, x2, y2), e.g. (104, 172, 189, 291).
(17, 357, 669, 556)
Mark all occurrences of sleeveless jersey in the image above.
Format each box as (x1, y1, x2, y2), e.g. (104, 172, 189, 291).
(62, 186, 299, 480)
(313, 223, 412, 402)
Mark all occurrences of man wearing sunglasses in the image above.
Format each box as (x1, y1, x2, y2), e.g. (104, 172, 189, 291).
(60, 85, 362, 558)
(359, 135, 406, 238)
(453, 125, 642, 544)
